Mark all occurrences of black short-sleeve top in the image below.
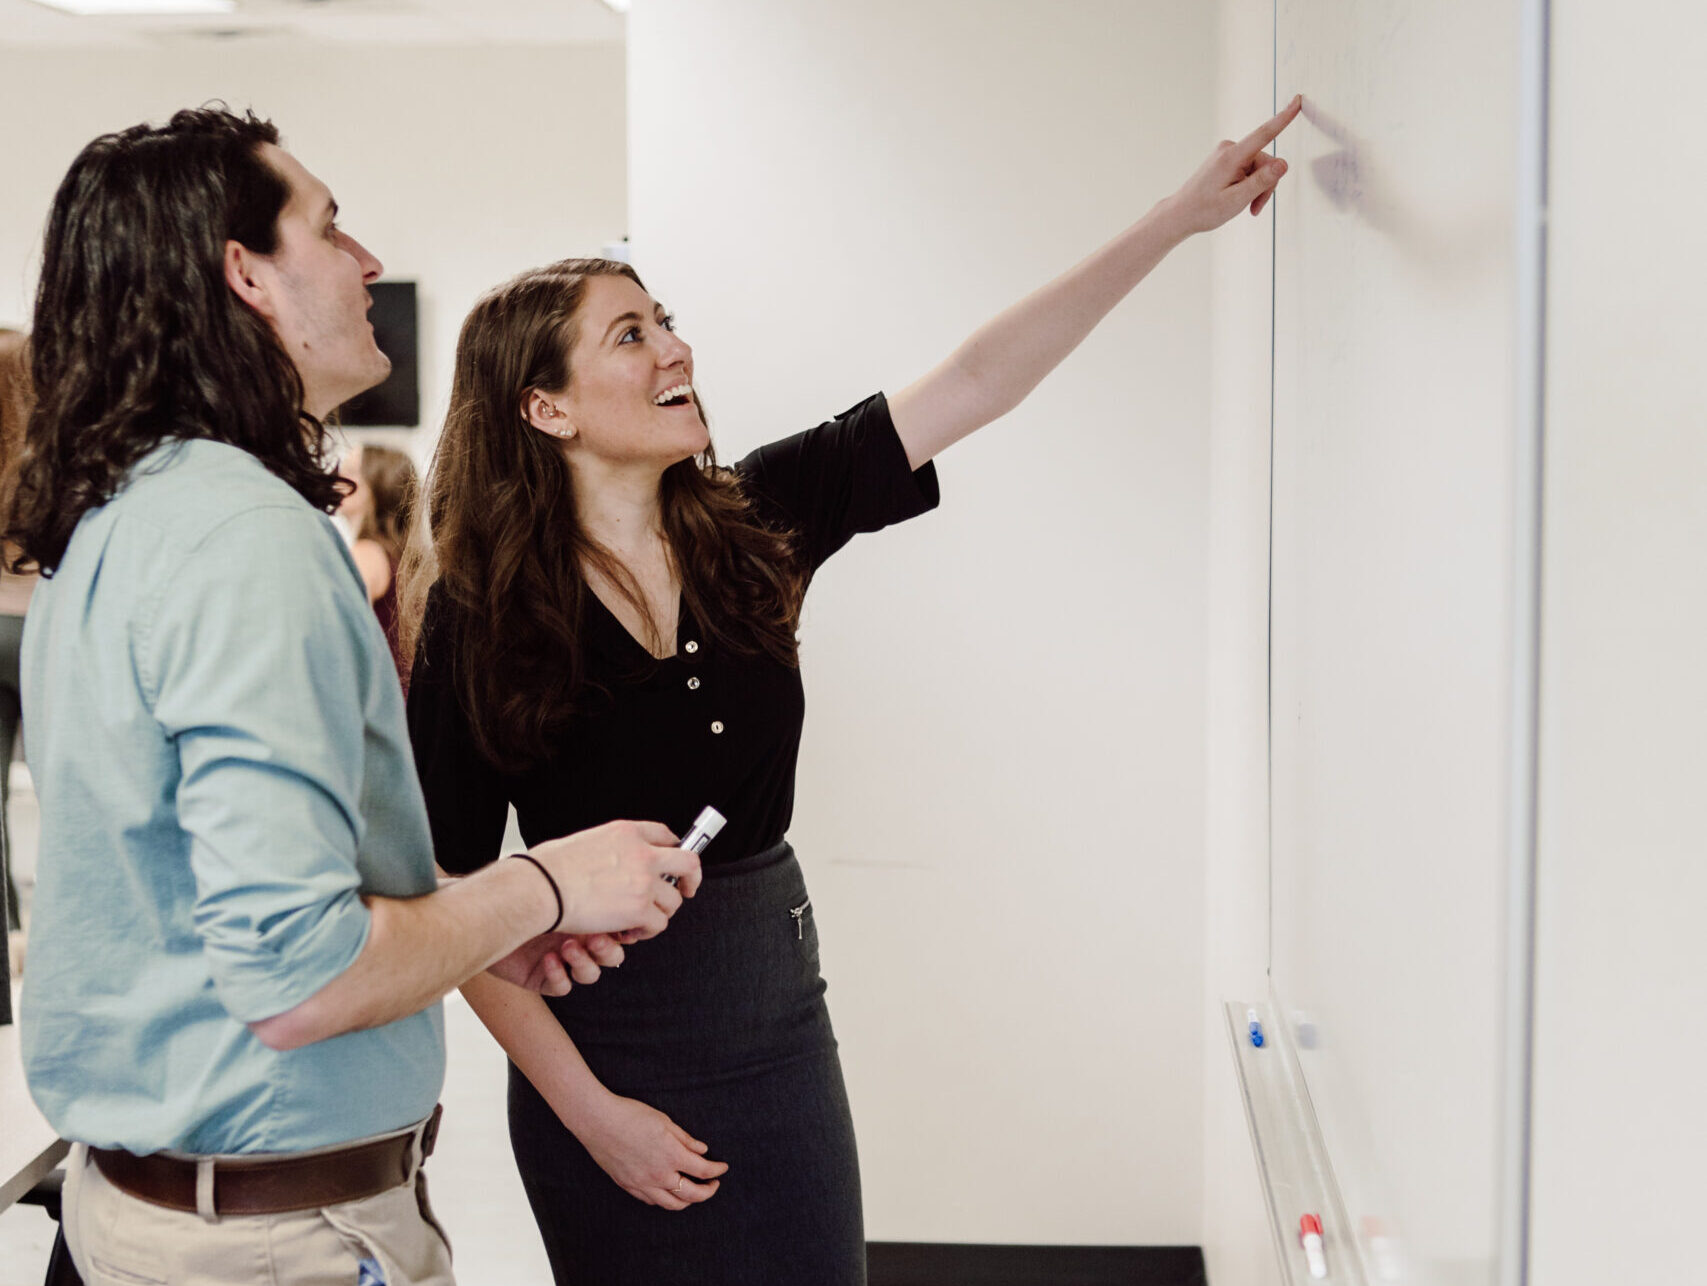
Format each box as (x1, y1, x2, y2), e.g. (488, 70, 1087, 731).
(407, 392, 940, 873)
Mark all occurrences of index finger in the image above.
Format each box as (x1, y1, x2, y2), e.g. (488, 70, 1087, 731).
(1235, 94, 1303, 160)
(576, 934, 626, 968)
(558, 937, 603, 986)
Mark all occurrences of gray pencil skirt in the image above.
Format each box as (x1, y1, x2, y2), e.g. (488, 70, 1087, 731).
(506, 841, 865, 1285)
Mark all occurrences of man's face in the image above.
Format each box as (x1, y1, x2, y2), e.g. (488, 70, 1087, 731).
(246, 144, 389, 419)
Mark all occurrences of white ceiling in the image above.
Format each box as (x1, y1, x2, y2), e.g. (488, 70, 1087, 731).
(0, 0, 624, 48)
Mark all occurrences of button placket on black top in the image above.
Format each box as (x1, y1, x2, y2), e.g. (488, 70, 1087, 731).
(679, 633, 722, 736)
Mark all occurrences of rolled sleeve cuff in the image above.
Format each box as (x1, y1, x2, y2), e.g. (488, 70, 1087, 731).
(201, 888, 372, 1024)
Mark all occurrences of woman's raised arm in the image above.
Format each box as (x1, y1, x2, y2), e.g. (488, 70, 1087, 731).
(888, 96, 1302, 469)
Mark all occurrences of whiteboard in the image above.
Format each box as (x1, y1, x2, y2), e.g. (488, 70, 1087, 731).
(1268, 2, 1540, 1283)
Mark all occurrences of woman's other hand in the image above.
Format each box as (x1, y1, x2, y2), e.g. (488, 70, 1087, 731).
(485, 931, 579, 994)
(485, 932, 627, 994)
(573, 1092, 729, 1210)
(1163, 95, 1303, 234)
(557, 932, 625, 984)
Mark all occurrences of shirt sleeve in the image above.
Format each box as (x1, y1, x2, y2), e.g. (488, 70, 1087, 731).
(144, 505, 378, 1024)
(736, 391, 941, 572)
(405, 583, 512, 875)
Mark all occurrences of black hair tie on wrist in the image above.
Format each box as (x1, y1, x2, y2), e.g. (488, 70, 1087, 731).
(508, 852, 564, 934)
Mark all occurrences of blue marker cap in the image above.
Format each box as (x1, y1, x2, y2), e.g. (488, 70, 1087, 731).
(1246, 1007, 1264, 1048)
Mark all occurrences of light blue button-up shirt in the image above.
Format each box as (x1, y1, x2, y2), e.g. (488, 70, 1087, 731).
(20, 438, 444, 1155)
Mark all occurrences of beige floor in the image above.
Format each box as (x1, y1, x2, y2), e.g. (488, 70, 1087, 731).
(1, 776, 555, 1286)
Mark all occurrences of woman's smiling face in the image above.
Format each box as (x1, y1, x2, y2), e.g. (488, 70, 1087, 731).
(539, 273, 709, 470)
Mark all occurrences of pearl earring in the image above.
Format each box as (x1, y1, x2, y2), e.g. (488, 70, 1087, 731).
(525, 409, 573, 440)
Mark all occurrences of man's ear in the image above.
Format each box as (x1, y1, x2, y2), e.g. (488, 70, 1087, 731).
(223, 240, 274, 319)
(523, 388, 576, 440)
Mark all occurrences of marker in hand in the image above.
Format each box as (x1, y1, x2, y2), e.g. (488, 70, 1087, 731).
(1300, 1214, 1327, 1279)
(665, 806, 725, 885)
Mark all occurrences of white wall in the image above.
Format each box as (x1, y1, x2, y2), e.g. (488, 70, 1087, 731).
(629, 0, 1217, 1246)
(1200, 2, 1285, 1280)
(0, 41, 628, 445)
(1530, 2, 1707, 1281)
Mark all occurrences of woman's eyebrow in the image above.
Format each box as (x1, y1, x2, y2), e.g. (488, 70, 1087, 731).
(601, 311, 646, 342)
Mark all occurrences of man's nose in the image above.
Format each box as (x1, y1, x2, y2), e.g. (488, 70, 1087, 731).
(342, 232, 384, 282)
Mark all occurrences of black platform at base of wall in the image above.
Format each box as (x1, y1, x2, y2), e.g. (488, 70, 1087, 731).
(866, 1243, 1206, 1286)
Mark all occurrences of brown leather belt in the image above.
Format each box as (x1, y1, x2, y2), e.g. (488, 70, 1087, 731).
(90, 1104, 442, 1216)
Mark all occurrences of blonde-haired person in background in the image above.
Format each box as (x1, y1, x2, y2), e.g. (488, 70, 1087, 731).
(339, 442, 419, 679)
(0, 328, 36, 1022)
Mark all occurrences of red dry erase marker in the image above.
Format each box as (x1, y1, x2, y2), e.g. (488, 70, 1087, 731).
(1300, 1214, 1327, 1279)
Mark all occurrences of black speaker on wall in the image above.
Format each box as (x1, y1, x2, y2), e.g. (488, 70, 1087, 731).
(339, 280, 419, 427)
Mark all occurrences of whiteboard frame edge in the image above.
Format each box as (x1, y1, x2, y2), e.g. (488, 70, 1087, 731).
(1502, 1, 1550, 1285)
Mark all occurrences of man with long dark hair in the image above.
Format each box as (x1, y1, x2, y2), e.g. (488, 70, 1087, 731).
(4, 108, 700, 1284)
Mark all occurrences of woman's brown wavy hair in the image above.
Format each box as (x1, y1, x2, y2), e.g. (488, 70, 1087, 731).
(399, 258, 803, 772)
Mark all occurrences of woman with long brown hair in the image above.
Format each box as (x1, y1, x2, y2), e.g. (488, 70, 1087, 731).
(405, 100, 1299, 1284)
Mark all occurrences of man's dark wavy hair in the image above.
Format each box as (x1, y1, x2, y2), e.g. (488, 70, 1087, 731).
(5, 106, 344, 574)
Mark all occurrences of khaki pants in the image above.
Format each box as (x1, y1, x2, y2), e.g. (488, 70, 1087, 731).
(63, 1137, 456, 1286)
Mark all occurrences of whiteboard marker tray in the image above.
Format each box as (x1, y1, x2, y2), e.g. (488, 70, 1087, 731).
(1227, 999, 1365, 1286)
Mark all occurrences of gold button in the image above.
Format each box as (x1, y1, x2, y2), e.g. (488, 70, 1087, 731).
(684, 640, 700, 654)
(687, 677, 701, 690)
(710, 720, 724, 734)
